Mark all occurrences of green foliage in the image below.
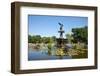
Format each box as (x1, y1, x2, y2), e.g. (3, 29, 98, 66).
(28, 35, 56, 44)
(65, 33, 73, 43)
(52, 36, 56, 42)
(56, 48, 65, 56)
(28, 35, 32, 43)
(72, 26, 88, 44)
(31, 35, 41, 43)
(42, 37, 50, 44)
(73, 43, 86, 50)
(47, 43, 52, 50)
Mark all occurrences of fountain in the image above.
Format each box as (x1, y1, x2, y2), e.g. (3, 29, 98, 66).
(56, 23, 67, 48)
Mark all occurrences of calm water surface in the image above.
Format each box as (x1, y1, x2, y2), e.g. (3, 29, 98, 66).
(28, 47, 72, 60)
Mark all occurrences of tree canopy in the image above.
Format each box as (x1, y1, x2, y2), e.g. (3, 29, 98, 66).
(28, 35, 56, 44)
(28, 26, 88, 44)
(72, 26, 88, 44)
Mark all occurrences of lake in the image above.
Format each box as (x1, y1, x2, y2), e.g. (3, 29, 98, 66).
(28, 47, 72, 60)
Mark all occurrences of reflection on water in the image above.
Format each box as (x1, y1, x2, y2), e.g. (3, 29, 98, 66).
(28, 47, 72, 60)
(28, 43, 88, 61)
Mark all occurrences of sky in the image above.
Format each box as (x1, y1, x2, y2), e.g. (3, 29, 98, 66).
(28, 15, 88, 38)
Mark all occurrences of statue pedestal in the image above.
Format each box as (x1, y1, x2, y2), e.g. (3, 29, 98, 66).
(56, 38, 67, 48)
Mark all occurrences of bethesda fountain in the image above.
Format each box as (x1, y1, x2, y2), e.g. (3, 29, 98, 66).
(56, 23, 67, 48)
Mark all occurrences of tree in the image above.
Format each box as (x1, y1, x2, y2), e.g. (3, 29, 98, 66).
(31, 35, 37, 43)
(28, 35, 32, 43)
(28, 35, 57, 44)
(28, 35, 42, 43)
(51, 36, 56, 42)
(65, 33, 73, 43)
(42, 37, 50, 44)
(35, 35, 41, 43)
(72, 26, 88, 44)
